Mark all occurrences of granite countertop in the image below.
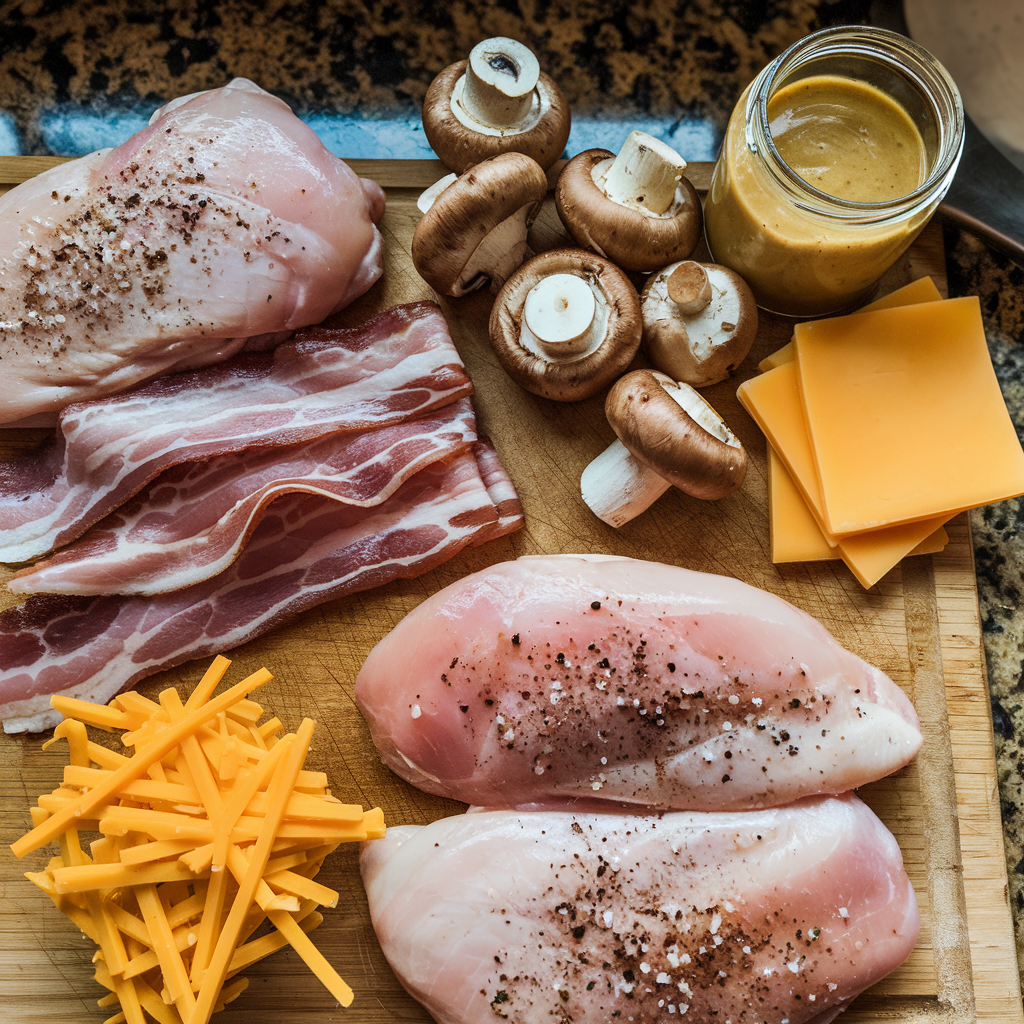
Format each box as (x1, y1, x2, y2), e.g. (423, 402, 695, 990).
(1, 0, 1022, 994)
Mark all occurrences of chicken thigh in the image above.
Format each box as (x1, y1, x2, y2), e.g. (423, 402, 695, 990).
(0, 77, 384, 424)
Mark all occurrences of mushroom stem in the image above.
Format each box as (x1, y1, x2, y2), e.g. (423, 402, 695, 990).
(457, 37, 540, 131)
(581, 440, 671, 528)
(581, 372, 744, 527)
(523, 274, 598, 355)
(666, 262, 712, 315)
(598, 131, 687, 216)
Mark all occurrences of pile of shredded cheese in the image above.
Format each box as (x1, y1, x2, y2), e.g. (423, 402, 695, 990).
(10, 655, 385, 1024)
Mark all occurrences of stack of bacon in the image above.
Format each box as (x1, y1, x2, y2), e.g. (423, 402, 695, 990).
(0, 301, 523, 733)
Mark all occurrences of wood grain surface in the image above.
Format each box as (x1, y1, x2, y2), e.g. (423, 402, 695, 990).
(0, 159, 1020, 1024)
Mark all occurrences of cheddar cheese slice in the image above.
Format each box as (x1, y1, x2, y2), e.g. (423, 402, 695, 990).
(737, 362, 950, 585)
(767, 445, 835, 563)
(751, 277, 956, 584)
(757, 276, 943, 372)
(766, 448, 949, 570)
(795, 296, 1024, 533)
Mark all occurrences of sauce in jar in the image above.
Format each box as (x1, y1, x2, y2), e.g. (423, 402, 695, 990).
(769, 75, 927, 203)
(704, 27, 963, 318)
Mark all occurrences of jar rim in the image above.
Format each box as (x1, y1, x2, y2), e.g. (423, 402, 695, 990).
(747, 25, 965, 219)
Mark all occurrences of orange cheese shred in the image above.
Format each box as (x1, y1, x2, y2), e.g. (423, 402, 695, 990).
(14, 657, 385, 1024)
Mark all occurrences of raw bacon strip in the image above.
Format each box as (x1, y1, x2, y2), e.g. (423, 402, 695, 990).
(11, 399, 479, 597)
(0, 441, 523, 734)
(0, 302, 469, 563)
(474, 438, 526, 544)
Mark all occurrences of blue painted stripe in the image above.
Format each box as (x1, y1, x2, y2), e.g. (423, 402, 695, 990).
(567, 115, 720, 162)
(0, 113, 23, 156)
(38, 107, 151, 156)
(25, 103, 722, 163)
(301, 112, 436, 159)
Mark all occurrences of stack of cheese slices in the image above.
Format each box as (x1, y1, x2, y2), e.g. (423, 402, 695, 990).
(738, 278, 1024, 588)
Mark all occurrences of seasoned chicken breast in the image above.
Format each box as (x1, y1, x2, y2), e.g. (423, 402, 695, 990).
(361, 797, 920, 1024)
(355, 555, 922, 810)
(0, 78, 384, 424)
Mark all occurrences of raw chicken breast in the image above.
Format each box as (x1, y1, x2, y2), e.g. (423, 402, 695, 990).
(361, 796, 920, 1024)
(356, 555, 922, 810)
(0, 77, 384, 424)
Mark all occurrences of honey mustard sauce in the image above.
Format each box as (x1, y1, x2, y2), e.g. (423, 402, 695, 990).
(769, 76, 927, 202)
(705, 73, 934, 317)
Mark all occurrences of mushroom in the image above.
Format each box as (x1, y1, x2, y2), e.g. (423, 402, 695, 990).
(488, 248, 642, 402)
(555, 130, 703, 273)
(581, 369, 747, 527)
(423, 37, 571, 174)
(412, 152, 548, 297)
(641, 261, 759, 386)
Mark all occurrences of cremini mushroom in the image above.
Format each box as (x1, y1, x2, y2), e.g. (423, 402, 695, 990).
(423, 37, 571, 174)
(581, 368, 747, 526)
(411, 152, 548, 297)
(641, 261, 758, 386)
(555, 130, 702, 273)
(488, 248, 642, 401)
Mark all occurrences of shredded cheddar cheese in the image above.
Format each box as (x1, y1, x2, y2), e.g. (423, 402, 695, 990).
(12, 655, 384, 1024)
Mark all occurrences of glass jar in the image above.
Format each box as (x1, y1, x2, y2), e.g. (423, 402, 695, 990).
(703, 26, 964, 318)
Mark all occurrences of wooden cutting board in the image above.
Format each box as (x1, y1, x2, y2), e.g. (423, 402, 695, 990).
(0, 158, 1020, 1024)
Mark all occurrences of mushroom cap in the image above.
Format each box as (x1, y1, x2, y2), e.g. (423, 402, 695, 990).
(411, 152, 548, 297)
(489, 248, 642, 402)
(555, 150, 703, 273)
(423, 59, 571, 174)
(641, 262, 759, 387)
(605, 369, 747, 500)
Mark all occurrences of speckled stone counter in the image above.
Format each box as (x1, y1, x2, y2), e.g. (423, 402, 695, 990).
(2, 0, 1023, 992)
(948, 221, 1024, 979)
